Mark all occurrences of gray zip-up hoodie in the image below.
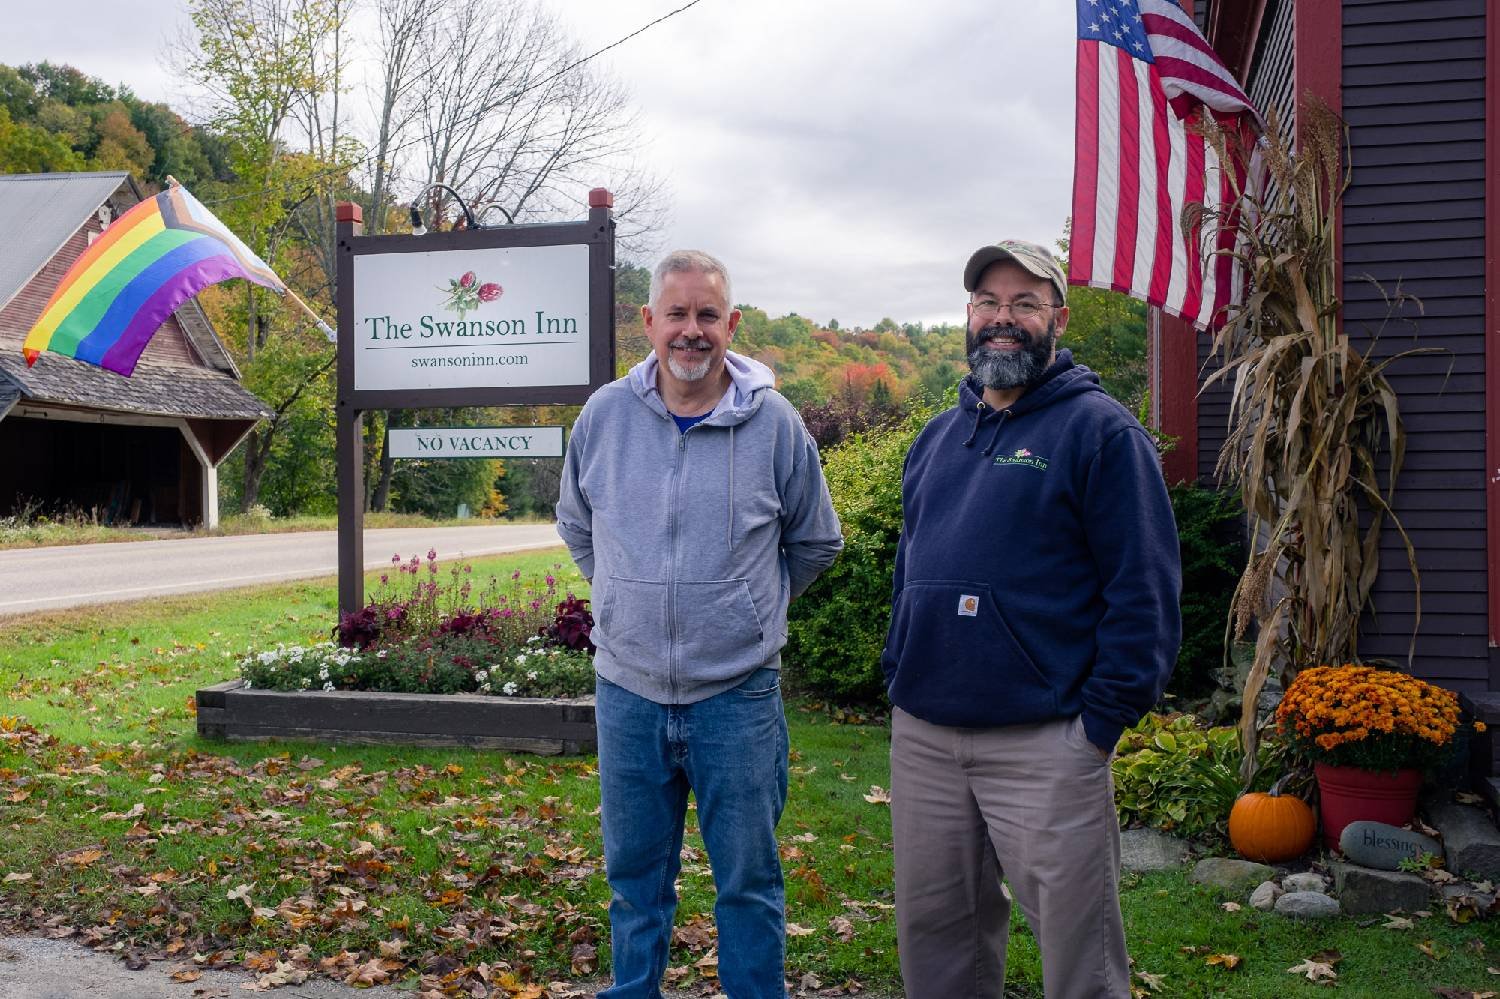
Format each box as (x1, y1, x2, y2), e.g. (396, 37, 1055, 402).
(555, 350, 843, 705)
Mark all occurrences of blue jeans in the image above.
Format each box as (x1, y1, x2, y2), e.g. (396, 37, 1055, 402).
(595, 668, 790, 999)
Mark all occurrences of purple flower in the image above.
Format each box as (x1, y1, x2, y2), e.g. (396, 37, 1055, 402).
(427, 548, 437, 561)
(459, 271, 476, 289)
(477, 282, 502, 303)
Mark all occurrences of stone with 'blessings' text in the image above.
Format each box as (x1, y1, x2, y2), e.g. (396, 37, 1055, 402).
(1338, 820, 1442, 871)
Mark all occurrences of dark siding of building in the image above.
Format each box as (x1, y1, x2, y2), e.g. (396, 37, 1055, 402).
(1198, 0, 1296, 485)
(1342, 0, 1489, 690)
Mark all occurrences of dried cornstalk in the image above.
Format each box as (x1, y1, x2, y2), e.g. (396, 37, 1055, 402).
(1189, 101, 1435, 780)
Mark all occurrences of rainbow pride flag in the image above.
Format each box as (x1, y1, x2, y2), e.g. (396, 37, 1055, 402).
(22, 185, 285, 377)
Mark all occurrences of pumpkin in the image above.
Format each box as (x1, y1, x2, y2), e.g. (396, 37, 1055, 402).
(1228, 782, 1316, 863)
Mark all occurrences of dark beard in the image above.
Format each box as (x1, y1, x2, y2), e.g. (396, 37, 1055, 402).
(966, 322, 1055, 391)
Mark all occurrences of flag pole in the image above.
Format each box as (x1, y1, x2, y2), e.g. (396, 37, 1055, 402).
(163, 175, 337, 344)
(281, 287, 338, 343)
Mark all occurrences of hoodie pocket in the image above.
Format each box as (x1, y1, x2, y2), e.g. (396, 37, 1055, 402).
(595, 576, 669, 668)
(884, 581, 1057, 723)
(672, 578, 766, 680)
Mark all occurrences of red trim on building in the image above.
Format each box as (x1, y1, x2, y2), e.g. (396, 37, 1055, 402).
(1485, 0, 1500, 648)
(1296, 0, 1342, 339)
(1205, 0, 1267, 84)
(1157, 312, 1200, 484)
(1153, 0, 1205, 484)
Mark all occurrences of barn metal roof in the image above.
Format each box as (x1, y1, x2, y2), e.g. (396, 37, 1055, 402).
(0, 172, 130, 314)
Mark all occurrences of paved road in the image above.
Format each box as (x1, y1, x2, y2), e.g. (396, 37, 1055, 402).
(0, 525, 564, 616)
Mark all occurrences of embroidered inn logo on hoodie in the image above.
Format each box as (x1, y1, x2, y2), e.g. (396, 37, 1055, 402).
(993, 447, 1049, 471)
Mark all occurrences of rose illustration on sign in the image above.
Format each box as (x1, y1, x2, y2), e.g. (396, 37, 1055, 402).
(439, 271, 504, 319)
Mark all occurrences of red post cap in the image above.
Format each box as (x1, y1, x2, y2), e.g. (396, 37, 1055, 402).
(588, 188, 614, 209)
(336, 201, 363, 224)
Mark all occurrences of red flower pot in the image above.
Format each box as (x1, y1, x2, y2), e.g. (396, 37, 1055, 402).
(1314, 762, 1423, 850)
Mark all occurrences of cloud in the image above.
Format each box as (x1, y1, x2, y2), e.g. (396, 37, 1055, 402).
(2, 0, 1080, 328)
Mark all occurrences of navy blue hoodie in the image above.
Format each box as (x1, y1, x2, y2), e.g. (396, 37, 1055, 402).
(881, 350, 1182, 753)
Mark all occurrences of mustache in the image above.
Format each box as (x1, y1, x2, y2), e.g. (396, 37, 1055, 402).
(970, 324, 1030, 348)
(669, 337, 711, 350)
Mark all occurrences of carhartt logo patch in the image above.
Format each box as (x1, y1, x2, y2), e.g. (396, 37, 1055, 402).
(957, 595, 979, 617)
(994, 446, 1049, 471)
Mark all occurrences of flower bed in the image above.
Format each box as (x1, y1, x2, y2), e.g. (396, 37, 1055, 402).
(197, 552, 598, 754)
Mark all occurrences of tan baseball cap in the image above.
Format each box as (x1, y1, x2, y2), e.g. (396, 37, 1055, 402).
(963, 239, 1068, 304)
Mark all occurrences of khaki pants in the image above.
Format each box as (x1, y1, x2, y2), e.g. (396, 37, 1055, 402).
(890, 707, 1129, 999)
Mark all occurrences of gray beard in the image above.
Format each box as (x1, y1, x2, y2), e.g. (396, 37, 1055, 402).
(666, 340, 712, 381)
(966, 322, 1055, 390)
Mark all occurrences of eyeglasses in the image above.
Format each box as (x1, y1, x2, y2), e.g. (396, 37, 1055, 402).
(970, 298, 1062, 322)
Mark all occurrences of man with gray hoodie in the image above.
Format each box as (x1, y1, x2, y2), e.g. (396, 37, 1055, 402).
(556, 249, 843, 999)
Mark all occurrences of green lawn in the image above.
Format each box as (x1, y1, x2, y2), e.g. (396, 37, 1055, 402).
(0, 551, 1495, 996)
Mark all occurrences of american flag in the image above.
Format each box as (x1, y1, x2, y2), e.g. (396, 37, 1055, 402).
(1069, 0, 1261, 330)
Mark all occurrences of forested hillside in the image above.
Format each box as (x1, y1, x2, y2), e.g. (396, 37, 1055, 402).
(1, 45, 1146, 523)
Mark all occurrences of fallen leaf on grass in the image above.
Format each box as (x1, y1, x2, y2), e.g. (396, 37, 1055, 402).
(59, 848, 104, 867)
(1419, 940, 1446, 961)
(1205, 953, 1241, 969)
(1220, 901, 1241, 912)
(786, 923, 815, 937)
(862, 785, 890, 805)
(828, 916, 855, 942)
(1383, 915, 1415, 930)
(1133, 970, 1166, 991)
(570, 941, 597, 975)
(1287, 955, 1339, 982)
(3, 872, 33, 883)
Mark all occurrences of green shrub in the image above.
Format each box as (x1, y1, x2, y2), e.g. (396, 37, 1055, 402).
(1167, 484, 1244, 698)
(786, 400, 934, 700)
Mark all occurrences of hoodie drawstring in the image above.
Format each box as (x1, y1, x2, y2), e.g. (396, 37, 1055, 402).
(981, 410, 1008, 456)
(727, 423, 736, 551)
(962, 401, 987, 447)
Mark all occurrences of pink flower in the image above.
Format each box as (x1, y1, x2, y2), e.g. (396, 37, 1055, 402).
(477, 282, 502, 302)
(459, 271, 476, 288)
(427, 548, 437, 561)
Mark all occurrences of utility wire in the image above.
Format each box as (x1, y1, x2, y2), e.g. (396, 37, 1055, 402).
(201, 0, 708, 209)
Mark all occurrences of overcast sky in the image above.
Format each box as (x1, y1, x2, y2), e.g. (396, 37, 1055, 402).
(0, 0, 1079, 329)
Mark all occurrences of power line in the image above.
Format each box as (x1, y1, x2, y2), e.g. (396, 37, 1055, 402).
(200, 0, 708, 209)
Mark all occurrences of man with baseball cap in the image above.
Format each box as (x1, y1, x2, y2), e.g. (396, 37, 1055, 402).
(880, 239, 1181, 997)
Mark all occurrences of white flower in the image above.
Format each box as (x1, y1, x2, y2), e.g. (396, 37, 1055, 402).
(502, 681, 518, 696)
(323, 681, 335, 691)
(514, 654, 526, 665)
(318, 666, 330, 681)
(475, 670, 488, 684)
(526, 671, 537, 681)
(478, 682, 491, 694)
(243, 681, 253, 689)
(299, 677, 311, 690)
(376, 650, 388, 659)
(526, 635, 542, 644)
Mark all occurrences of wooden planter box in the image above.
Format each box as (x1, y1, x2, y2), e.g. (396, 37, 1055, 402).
(196, 680, 596, 755)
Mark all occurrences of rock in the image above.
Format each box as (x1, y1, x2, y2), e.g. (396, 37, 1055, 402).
(1339, 821, 1442, 871)
(1282, 872, 1328, 893)
(1426, 802, 1500, 880)
(1248, 880, 1282, 910)
(1275, 891, 1340, 918)
(1191, 857, 1274, 891)
(1331, 862, 1431, 915)
(1120, 829, 1191, 872)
